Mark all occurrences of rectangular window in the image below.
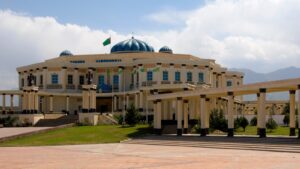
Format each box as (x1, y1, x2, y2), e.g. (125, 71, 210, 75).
(79, 75, 84, 85)
(187, 72, 192, 82)
(67, 75, 73, 84)
(147, 71, 153, 81)
(40, 75, 43, 85)
(227, 81, 232, 87)
(175, 71, 181, 81)
(113, 75, 119, 85)
(51, 74, 58, 84)
(98, 75, 105, 85)
(162, 71, 168, 81)
(198, 72, 204, 82)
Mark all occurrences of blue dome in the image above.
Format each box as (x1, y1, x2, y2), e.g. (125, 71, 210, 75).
(159, 46, 173, 54)
(111, 37, 154, 53)
(60, 50, 73, 56)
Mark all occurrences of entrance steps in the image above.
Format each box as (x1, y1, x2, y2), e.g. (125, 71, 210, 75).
(124, 135, 300, 153)
(34, 115, 78, 127)
(98, 113, 118, 125)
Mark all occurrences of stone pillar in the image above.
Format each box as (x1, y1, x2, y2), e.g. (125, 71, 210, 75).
(298, 85, 300, 138)
(289, 90, 296, 136)
(42, 67, 47, 89)
(61, 67, 67, 91)
(258, 88, 266, 138)
(221, 72, 226, 88)
(156, 63, 162, 85)
(156, 100, 162, 134)
(138, 64, 144, 87)
(212, 72, 217, 88)
(176, 97, 183, 136)
(200, 95, 207, 136)
(66, 96, 70, 114)
(118, 66, 124, 92)
(217, 74, 222, 88)
(74, 68, 79, 91)
(169, 63, 175, 84)
(227, 92, 234, 137)
(153, 100, 157, 130)
(2, 94, 6, 114)
(126, 94, 129, 110)
(205, 66, 211, 85)
(256, 93, 260, 134)
(113, 95, 117, 111)
(139, 90, 144, 113)
(49, 95, 53, 113)
(134, 93, 138, 109)
(183, 100, 189, 134)
(10, 95, 13, 112)
(34, 91, 39, 113)
(205, 98, 210, 129)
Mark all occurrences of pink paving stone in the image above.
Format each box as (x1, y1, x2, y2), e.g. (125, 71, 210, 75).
(0, 143, 299, 169)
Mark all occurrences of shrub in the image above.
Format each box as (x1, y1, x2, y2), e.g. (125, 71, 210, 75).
(0, 116, 18, 127)
(234, 116, 249, 131)
(283, 114, 289, 126)
(266, 118, 278, 132)
(113, 114, 123, 125)
(250, 116, 257, 126)
(125, 104, 140, 126)
(209, 109, 227, 132)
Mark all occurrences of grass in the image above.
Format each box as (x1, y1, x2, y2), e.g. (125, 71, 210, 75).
(235, 126, 298, 136)
(0, 124, 152, 147)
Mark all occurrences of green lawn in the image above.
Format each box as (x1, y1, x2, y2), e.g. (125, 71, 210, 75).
(235, 126, 298, 136)
(0, 125, 152, 147)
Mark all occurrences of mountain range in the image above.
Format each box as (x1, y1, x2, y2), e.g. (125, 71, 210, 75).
(230, 66, 300, 100)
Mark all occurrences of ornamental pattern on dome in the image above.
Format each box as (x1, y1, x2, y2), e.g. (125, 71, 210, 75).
(60, 50, 73, 56)
(111, 37, 154, 53)
(159, 46, 173, 54)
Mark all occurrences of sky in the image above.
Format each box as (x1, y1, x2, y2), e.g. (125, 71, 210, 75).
(0, 0, 300, 90)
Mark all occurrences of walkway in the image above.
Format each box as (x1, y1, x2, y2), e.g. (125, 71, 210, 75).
(0, 143, 300, 169)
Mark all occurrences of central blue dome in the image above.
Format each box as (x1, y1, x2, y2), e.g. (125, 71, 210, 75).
(111, 37, 154, 53)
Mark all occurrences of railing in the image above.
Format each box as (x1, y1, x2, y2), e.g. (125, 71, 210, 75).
(46, 84, 62, 89)
(161, 81, 171, 84)
(66, 84, 75, 90)
(173, 81, 182, 84)
(142, 81, 157, 87)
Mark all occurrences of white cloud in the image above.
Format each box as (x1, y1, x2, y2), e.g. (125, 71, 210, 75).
(1, 0, 300, 90)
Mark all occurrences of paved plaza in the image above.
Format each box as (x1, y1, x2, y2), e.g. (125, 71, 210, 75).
(0, 143, 299, 169)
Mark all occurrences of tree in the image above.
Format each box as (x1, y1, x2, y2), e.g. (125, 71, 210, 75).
(282, 103, 290, 115)
(239, 117, 249, 132)
(266, 118, 278, 132)
(209, 109, 227, 132)
(283, 114, 289, 126)
(250, 116, 257, 126)
(125, 104, 140, 126)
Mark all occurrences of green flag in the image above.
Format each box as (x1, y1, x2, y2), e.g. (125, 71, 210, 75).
(103, 37, 111, 46)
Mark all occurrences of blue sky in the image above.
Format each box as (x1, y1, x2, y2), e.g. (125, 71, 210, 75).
(0, 0, 204, 33)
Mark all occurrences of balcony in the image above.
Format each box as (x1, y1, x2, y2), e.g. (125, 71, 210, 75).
(46, 84, 62, 89)
(161, 81, 170, 84)
(173, 81, 182, 84)
(66, 84, 75, 90)
(142, 81, 157, 87)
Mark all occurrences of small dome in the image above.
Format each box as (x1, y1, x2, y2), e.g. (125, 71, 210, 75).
(159, 46, 173, 54)
(60, 50, 73, 56)
(111, 37, 154, 53)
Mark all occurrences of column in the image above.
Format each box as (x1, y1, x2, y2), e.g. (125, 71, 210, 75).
(126, 94, 129, 110)
(66, 96, 70, 114)
(10, 94, 13, 113)
(156, 63, 162, 85)
(256, 93, 260, 135)
(289, 90, 296, 136)
(42, 67, 47, 89)
(74, 68, 79, 90)
(183, 100, 189, 134)
(134, 93, 138, 109)
(227, 92, 234, 137)
(212, 72, 217, 88)
(205, 66, 211, 85)
(138, 64, 143, 87)
(139, 90, 144, 113)
(298, 85, 300, 138)
(113, 95, 117, 112)
(34, 91, 39, 113)
(156, 100, 162, 134)
(200, 95, 207, 136)
(118, 66, 124, 92)
(221, 72, 226, 88)
(258, 88, 266, 138)
(2, 94, 6, 114)
(153, 100, 157, 131)
(169, 63, 175, 84)
(176, 97, 183, 136)
(49, 95, 53, 113)
(205, 98, 210, 129)
(217, 74, 222, 88)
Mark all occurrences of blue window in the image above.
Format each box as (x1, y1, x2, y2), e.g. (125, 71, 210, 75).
(98, 75, 105, 85)
(175, 71, 181, 81)
(187, 72, 192, 82)
(198, 72, 204, 82)
(113, 75, 119, 85)
(147, 71, 153, 81)
(227, 81, 232, 87)
(51, 74, 58, 84)
(162, 71, 168, 81)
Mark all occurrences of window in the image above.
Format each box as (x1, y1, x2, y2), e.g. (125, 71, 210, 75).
(33, 76, 36, 85)
(96, 59, 121, 63)
(147, 71, 153, 81)
(79, 75, 84, 85)
(67, 75, 73, 84)
(40, 75, 43, 85)
(187, 72, 192, 82)
(175, 71, 181, 81)
(70, 60, 85, 64)
(198, 72, 204, 83)
(162, 71, 168, 81)
(227, 81, 232, 87)
(21, 78, 24, 87)
(51, 74, 58, 84)
(113, 75, 119, 85)
(98, 75, 105, 85)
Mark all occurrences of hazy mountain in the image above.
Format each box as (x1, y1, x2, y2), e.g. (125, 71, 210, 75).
(230, 66, 300, 100)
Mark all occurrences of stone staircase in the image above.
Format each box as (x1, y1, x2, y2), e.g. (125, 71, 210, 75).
(98, 114, 118, 125)
(34, 115, 78, 127)
(125, 135, 300, 153)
